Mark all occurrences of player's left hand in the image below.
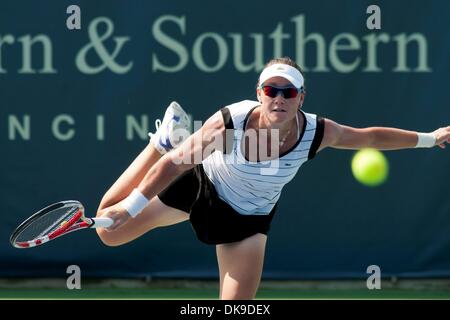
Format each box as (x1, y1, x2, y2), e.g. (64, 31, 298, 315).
(433, 126, 450, 149)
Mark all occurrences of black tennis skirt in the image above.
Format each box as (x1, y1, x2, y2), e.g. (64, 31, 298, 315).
(158, 164, 278, 245)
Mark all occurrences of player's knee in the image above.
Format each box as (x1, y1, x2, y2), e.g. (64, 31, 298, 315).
(96, 228, 123, 247)
(220, 289, 255, 300)
(220, 284, 256, 300)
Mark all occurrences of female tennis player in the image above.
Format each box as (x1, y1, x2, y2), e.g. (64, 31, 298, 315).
(95, 57, 450, 300)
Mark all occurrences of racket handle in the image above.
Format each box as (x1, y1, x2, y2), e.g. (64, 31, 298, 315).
(90, 217, 114, 228)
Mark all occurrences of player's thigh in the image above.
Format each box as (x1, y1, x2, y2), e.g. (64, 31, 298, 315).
(98, 196, 189, 246)
(99, 143, 161, 210)
(216, 233, 267, 300)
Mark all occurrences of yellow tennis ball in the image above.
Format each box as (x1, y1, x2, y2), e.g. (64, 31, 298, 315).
(351, 148, 389, 187)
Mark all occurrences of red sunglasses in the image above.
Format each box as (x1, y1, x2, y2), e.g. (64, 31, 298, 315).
(260, 85, 304, 99)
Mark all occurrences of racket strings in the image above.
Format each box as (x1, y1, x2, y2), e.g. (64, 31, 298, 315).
(15, 206, 80, 242)
(38, 207, 80, 237)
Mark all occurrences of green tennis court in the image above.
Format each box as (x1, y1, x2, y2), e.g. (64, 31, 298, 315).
(1, 280, 450, 299)
(2, 289, 450, 300)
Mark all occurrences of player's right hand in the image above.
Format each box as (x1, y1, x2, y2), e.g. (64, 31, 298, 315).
(97, 205, 131, 231)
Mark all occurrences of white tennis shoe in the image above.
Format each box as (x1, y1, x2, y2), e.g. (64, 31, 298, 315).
(148, 101, 192, 155)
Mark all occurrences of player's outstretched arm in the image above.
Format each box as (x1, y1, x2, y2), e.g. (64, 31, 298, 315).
(318, 119, 450, 152)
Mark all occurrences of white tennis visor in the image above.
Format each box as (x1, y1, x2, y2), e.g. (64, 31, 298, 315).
(259, 64, 304, 89)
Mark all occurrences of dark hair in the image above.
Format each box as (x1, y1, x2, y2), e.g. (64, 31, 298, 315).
(258, 57, 306, 92)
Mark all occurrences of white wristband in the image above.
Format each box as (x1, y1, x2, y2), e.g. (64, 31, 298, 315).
(415, 132, 436, 148)
(121, 189, 149, 217)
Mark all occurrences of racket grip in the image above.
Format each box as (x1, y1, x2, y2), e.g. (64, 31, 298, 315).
(91, 217, 114, 228)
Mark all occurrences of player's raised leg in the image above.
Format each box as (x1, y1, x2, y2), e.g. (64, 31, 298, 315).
(216, 233, 267, 300)
(98, 101, 191, 211)
(96, 101, 191, 245)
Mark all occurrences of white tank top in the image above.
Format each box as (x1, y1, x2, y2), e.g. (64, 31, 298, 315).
(202, 100, 324, 215)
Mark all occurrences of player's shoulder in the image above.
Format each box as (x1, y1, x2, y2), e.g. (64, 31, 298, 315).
(224, 100, 259, 116)
(216, 100, 259, 131)
(301, 109, 320, 127)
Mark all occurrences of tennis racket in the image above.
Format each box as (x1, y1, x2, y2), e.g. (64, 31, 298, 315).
(10, 200, 113, 249)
